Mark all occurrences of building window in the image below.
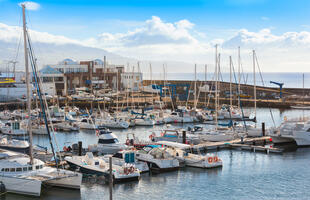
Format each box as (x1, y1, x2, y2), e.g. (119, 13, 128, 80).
(42, 77, 53, 83)
(54, 77, 63, 82)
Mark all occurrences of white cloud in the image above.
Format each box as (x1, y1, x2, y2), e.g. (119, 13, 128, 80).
(261, 16, 269, 21)
(18, 1, 40, 11)
(3, 16, 310, 73)
(0, 23, 82, 45)
(85, 16, 198, 48)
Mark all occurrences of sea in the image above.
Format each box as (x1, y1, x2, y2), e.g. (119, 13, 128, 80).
(147, 72, 310, 88)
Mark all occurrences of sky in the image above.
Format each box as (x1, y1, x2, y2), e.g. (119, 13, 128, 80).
(1, 0, 310, 72)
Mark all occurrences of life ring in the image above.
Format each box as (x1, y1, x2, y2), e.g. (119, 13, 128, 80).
(213, 156, 218, 162)
(208, 157, 213, 164)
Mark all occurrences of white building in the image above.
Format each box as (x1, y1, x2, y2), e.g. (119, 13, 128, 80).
(121, 72, 143, 91)
(39, 65, 66, 96)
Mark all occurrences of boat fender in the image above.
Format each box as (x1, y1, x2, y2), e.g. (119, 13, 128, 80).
(208, 157, 213, 164)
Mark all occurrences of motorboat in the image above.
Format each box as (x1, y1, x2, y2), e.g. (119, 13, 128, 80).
(269, 118, 310, 146)
(0, 136, 29, 154)
(101, 150, 149, 173)
(166, 147, 223, 168)
(65, 152, 140, 183)
(134, 117, 155, 126)
(54, 121, 79, 132)
(135, 145, 180, 172)
(96, 117, 129, 129)
(0, 120, 27, 136)
(0, 149, 82, 197)
(88, 128, 127, 154)
(75, 117, 96, 130)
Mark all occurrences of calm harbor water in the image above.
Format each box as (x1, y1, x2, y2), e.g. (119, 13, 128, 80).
(6, 108, 310, 199)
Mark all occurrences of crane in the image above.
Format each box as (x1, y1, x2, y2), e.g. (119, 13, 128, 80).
(270, 81, 284, 99)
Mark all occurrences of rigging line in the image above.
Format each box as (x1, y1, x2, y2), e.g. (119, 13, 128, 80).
(254, 53, 276, 127)
(27, 33, 59, 168)
(13, 12, 23, 62)
(231, 57, 248, 134)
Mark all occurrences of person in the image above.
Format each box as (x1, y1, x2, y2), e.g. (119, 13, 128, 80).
(67, 145, 72, 152)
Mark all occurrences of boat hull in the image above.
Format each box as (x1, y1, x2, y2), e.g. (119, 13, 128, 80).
(0, 176, 42, 196)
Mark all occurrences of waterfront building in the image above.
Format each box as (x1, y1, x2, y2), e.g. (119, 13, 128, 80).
(42, 58, 125, 95)
(121, 71, 143, 91)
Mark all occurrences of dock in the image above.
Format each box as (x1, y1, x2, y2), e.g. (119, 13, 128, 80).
(187, 136, 284, 154)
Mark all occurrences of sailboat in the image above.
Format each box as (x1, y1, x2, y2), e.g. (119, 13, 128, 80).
(0, 4, 82, 196)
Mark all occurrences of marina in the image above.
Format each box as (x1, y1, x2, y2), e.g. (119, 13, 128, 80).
(1, 1, 310, 200)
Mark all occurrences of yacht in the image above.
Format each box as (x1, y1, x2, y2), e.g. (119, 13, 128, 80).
(96, 117, 129, 129)
(270, 118, 310, 146)
(54, 121, 79, 132)
(135, 146, 180, 172)
(0, 149, 82, 196)
(0, 120, 27, 136)
(166, 147, 223, 168)
(65, 152, 140, 183)
(134, 117, 155, 126)
(88, 128, 127, 154)
(0, 136, 29, 153)
(75, 117, 96, 130)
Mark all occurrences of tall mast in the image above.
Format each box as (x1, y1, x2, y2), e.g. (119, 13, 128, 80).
(230, 56, 232, 108)
(194, 64, 197, 109)
(215, 44, 218, 130)
(238, 46, 241, 109)
(204, 64, 207, 106)
(22, 4, 33, 164)
(253, 50, 257, 124)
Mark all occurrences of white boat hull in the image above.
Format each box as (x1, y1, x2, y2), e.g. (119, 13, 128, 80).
(0, 176, 42, 196)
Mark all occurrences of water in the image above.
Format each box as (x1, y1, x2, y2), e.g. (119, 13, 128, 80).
(147, 72, 310, 88)
(7, 108, 310, 199)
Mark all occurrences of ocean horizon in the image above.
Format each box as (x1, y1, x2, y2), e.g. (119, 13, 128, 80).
(144, 72, 310, 88)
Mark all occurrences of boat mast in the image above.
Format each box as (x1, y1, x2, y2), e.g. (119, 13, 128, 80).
(215, 44, 218, 130)
(253, 50, 257, 126)
(205, 64, 207, 106)
(238, 47, 241, 109)
(230, 56, 232, 109)
(194, 64, 197, 109)
(22, 4, 33, 164)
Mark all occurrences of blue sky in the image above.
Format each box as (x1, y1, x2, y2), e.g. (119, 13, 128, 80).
(1, 0, 310, 40)
(1, 0, 310, 72)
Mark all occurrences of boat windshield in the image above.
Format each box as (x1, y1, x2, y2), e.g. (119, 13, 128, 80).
(98, 138, 119, 144)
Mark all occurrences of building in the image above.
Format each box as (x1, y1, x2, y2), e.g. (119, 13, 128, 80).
(39, 65, 66, 96)
(121, 72, 143, 91)
(42, 58, 125, 95)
